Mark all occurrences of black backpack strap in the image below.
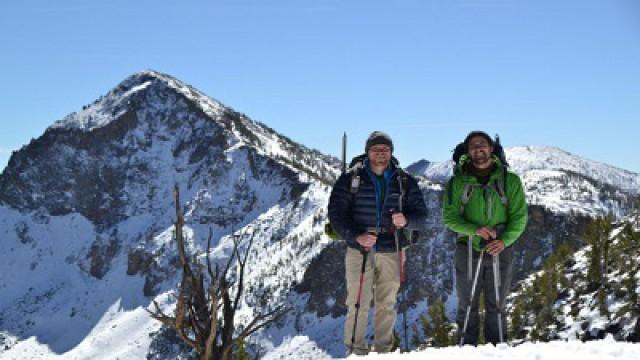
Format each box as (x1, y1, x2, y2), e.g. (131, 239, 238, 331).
(401, 171, 409, 191)
(460, 183, 476, 215)
(346, 155, 372, 194)
(503, 167, 508, 196)
(446, 176, 475, 210)
(493, 169, 509, 208)
(395, 168, 409, 211)
(398, 168, 409, 190)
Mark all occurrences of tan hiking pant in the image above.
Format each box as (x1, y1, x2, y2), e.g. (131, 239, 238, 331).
(344, 247, 402, 354)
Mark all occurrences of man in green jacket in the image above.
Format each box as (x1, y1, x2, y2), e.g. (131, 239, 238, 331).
(443, 131, 528, 345)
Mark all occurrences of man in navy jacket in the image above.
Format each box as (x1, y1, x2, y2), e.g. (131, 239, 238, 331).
(328, 131, 427, 355)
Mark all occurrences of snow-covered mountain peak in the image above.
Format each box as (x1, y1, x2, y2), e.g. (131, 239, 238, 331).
(45, 70, 338, 184)
(1, 70, 341, 234)
(49, 69, 226, 132)
(508, 145, 638, 181)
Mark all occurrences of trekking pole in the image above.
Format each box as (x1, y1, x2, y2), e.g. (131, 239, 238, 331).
(401, 253, 409, 352)
(350, 249, 369, 355)
(394, 227, 409, 351)
(393, 178, 409, 352)
(459, 248, 486, 347)
(492, 252, 504, 343)
(468, 235, 473, 282)
(342, 132, 347, 174)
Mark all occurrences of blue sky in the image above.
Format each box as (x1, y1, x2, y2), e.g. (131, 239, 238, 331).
(1, 0, 639, 172)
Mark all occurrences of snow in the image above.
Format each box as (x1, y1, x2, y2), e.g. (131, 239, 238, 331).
(0, 302, 160, 359)
(263, 336, 334, 360)
(5, 335, 640, 360)
(260, 335, 640, 360)
(0, 204, 160, 360)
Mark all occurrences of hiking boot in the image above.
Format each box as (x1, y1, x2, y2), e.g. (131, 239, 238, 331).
(345, 346, 369, 356)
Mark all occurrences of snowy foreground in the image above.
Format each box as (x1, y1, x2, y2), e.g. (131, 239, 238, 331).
(4, 335, 640, 360)
(263, 335, 640, 360)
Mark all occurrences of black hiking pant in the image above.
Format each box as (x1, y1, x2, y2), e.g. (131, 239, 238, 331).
(455, 242, 514, 345)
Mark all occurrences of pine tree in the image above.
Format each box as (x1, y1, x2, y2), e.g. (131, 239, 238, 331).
(512, 243, 571, 342)
(619, 224, 640, 317)
(420, 299, 455, 347)
(555, 244, 573, 291)
(585, 217, 613, 318)
(410, 324, 423, 349)
(597, 287, 609, 319)
(585, 217, 612, 293)
(587, 224, 602, 292)
(392, 330, 402, 352)
(509, 298, 525, 340)
(519, 284, 537, 338)
(625, 271, 639, 315)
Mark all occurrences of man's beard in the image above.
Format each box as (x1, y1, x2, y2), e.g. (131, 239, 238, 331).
(471, 152, 491, 167)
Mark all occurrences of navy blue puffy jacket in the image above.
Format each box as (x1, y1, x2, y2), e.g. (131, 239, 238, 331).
(328, 159, 427, 252)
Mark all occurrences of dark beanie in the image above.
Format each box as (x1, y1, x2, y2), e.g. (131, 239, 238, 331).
(365, 131, 393, 153)
(464, 131, 494, 147)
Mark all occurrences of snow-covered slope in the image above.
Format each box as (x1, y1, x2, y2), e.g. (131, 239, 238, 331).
(405, 159, 453, 184)
(506, 212, 640, 343)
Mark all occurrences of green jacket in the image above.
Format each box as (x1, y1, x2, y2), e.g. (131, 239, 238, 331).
(442, 155, 528, 250)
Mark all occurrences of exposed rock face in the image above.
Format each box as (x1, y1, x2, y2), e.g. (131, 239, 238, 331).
(85, 235, 121, 280)
(295, 241, 347, 318)
(0, 71, 337, 232)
